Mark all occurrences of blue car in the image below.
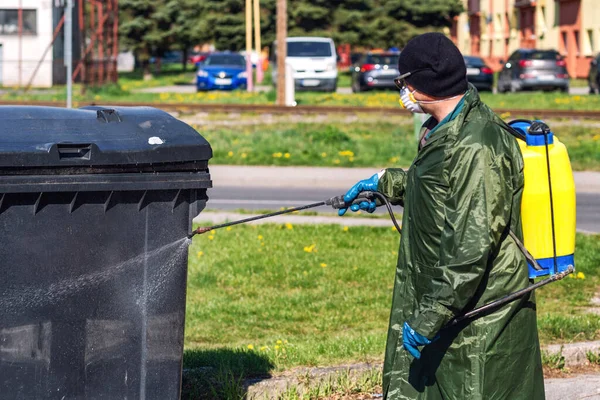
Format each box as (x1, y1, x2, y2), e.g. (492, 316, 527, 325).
(197, 53, 248, 91)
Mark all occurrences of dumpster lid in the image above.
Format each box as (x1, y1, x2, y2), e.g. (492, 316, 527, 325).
(0, 106, 212, 168)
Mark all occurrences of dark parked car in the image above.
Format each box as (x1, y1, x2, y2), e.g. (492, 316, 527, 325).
(588, 54, 600, 94)
(150, 51, 184, 65)
(497, 49, 569, 93)
(351, 52, 400, 92)
(464, 56, 494, 91)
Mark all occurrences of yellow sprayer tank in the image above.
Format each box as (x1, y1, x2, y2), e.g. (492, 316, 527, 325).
(509, 120, 576, 278)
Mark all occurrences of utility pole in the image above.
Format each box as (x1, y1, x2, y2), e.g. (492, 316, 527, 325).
(276, 0, 287, 105)
(253, 0, 263, 83)
(245, 0, 254, 92)
(65, 0, 73, 108)
(18, 0, 22, 87)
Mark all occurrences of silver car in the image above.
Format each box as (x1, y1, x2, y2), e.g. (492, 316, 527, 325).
(497, 49, 569, 93)
(351, 52, 400, 92)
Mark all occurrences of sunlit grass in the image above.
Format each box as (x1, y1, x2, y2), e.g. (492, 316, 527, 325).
(185, 224, 600, 374)
(193, 119, 600, 171)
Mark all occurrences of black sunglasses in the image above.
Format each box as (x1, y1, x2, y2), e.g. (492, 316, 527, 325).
(394, 76, 407, 90)
(393, 68, 431, 90)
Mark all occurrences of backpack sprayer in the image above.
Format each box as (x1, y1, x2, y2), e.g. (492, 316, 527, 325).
(189, 119, 576, 325)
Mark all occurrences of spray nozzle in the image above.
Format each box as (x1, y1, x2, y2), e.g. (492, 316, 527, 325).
(188, 227, 212, 239)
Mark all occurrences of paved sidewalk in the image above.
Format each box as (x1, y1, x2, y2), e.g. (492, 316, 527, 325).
(210, 165, 600, 193)
(545, 374, 600, 399)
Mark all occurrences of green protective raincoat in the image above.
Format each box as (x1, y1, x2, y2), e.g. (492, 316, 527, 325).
(378, 86, 544, 399)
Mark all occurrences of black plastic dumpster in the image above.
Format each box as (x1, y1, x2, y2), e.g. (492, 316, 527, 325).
(0, 106, 212, 399)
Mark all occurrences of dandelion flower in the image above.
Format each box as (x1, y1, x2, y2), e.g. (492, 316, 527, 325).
(303, 270, 308, 276)
(258, 235, 264, 240)
(274, 345, 280, 350)
(285, 223, 293, 230)
(226, 227, 232, 231)
(197, 251, 204, 257)
(569, 273, 575, 279)
(247, 344, 254, 350)
(320, 263, 327, 268)
(284, 153, 291, 158)
(260, 346, 268, 351)
(272, 152, 283, 158)
(227, 151, 234, 157)
(343, 226, 349, 232)
(276, 339, 283, 345)
(303, 244, 317, 253)
(577, 272, 585, 279)
(333, 159, 340, 164)
(208, 235, 214, 240)
(321, 152, 327, 157)
(241, 153, 247, 158)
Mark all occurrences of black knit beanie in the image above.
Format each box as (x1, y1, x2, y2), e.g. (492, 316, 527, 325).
(398, 32, 468, 97)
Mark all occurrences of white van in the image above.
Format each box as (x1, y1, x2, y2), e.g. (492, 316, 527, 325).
(272, 37, 338, 92)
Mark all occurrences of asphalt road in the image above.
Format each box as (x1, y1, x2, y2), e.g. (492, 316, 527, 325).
(206, 186, 600, 234)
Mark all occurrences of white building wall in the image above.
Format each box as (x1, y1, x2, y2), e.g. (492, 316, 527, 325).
(0, 0, 54, 87)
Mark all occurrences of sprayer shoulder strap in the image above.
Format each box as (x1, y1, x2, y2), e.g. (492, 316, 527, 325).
(509, 230, 543, 271)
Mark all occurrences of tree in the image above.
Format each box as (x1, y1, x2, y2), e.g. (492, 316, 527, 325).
(119, 0, 157, 78)
(168, 0, 203, 71)
(119, 0, 465, 70)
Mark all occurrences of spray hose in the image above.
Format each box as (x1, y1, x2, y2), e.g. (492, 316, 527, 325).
(189, 189, 571, 324)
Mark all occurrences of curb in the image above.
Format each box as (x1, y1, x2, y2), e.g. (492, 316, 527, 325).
(240, 340, 600, 399)
(545, 340, 600, 367)
(244, 363, 382, 399)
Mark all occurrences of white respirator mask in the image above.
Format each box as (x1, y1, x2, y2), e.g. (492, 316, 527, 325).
(399, 87, 424, 114)
(399, 87, 463, 114)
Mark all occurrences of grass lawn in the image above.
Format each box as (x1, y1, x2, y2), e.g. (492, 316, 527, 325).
(6, 87, 600, 111)
(183, 224, 600, 383)
(194, 118, 600, 171)
(3, 65, 600, 111)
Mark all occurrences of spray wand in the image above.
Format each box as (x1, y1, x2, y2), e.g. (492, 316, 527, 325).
(188, 189, 572, 324)
(188, 191, 402, 238)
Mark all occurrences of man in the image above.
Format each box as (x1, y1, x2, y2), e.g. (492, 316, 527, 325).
(339, 33, 544, 399)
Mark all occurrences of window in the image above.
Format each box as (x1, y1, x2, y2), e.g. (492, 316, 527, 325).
(287, 42, 332, 58)
(525, 50, 561, 60)
(0, 9, 37, 35)
(204, 54, 245, 67)
(464, 56, 486, 67)
(587, 29, 594, 56)
(365, 54, 399, 66)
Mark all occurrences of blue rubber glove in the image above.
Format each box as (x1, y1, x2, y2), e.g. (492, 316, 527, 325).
(338, 173, 379, 216)
(403, 322, 434, 359)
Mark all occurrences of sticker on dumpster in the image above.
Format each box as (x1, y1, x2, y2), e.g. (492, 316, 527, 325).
(148, 136, 164, 145)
